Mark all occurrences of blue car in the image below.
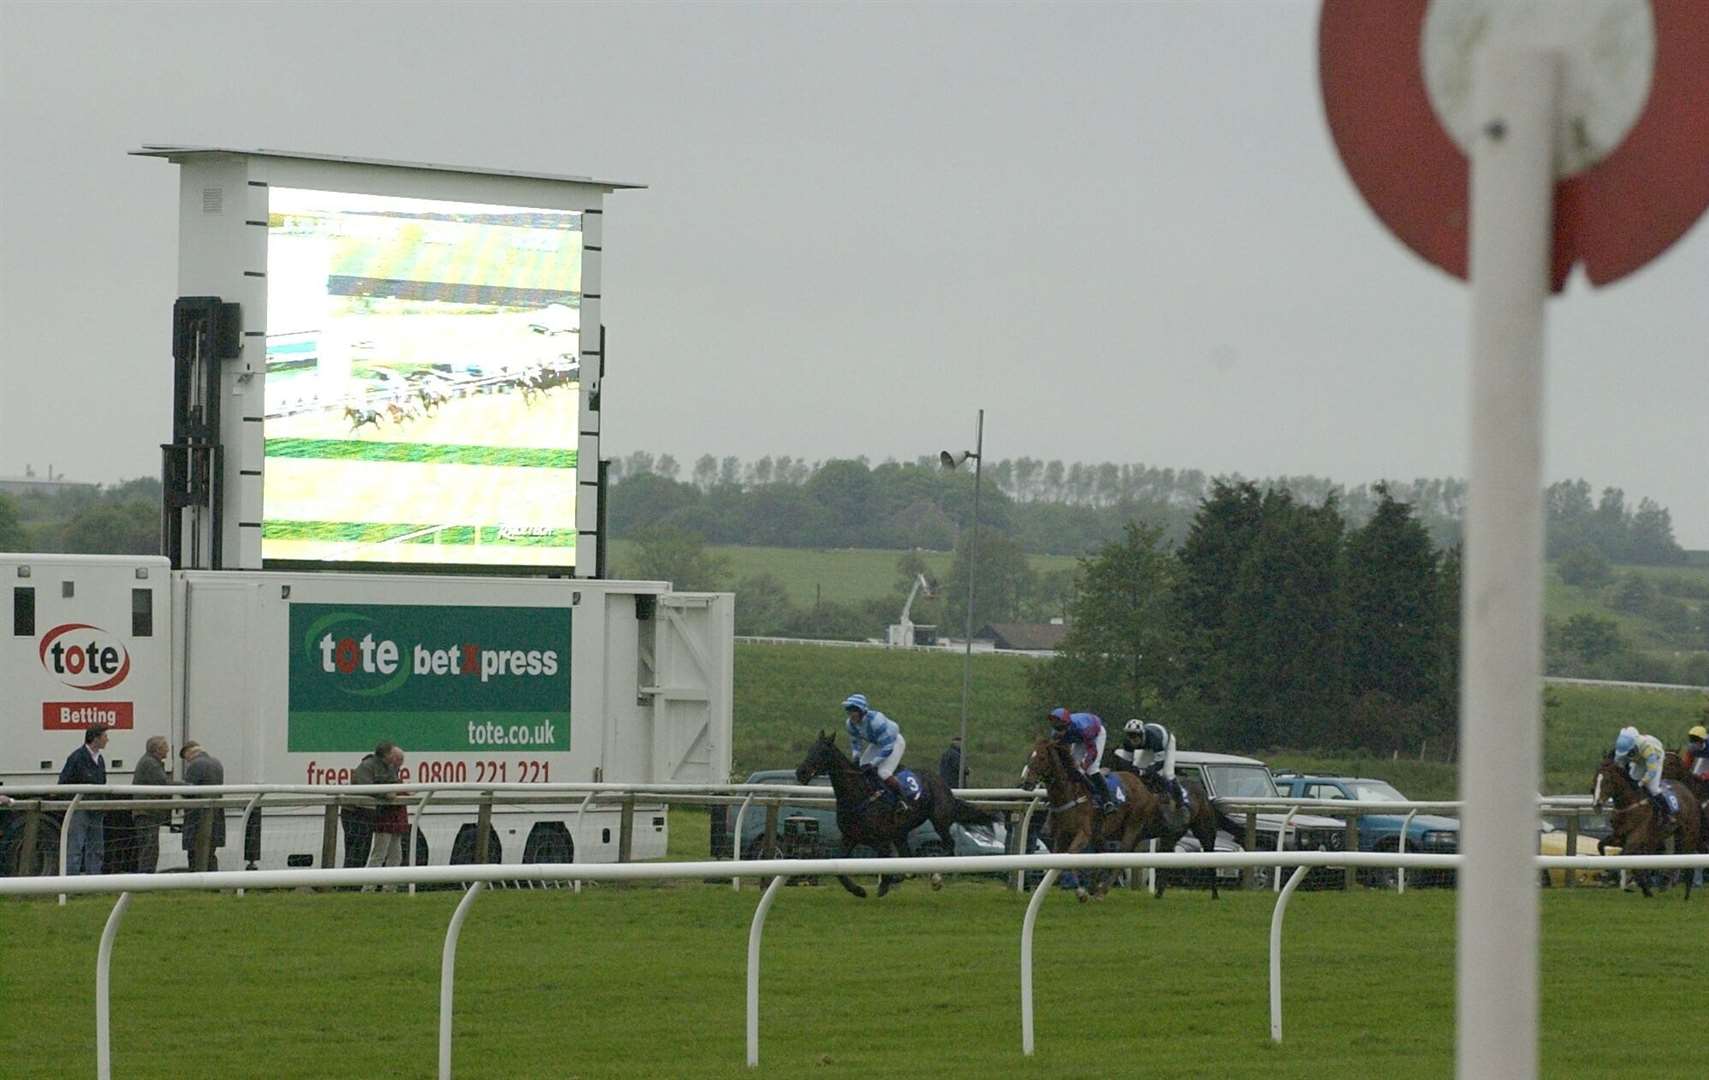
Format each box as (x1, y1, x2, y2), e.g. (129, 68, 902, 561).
(1271, 773, 1459, 887)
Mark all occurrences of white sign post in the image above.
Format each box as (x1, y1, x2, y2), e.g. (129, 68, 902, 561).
(1457, 46, 1557, 1080)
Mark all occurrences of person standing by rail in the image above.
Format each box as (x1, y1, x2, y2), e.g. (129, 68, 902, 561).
(58, 725, 109, 874)
(180, 741, 225, 871)
(129, 736, 175, 873)
(362, 743, 410, 890)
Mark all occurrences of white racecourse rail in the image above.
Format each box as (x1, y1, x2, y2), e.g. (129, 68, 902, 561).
(8, 849, 1709, 1080)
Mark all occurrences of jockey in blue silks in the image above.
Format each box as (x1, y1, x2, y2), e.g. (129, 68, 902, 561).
(843, 693, 907, 802)
(1048, 707, 1115, 815)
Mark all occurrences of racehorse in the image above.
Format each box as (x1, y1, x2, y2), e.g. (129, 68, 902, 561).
(794, 732, 996, 899)
(1663, 750, 1709, 804)
(1018, 734, 1237, 902)
(1594, 753, 1700, 899)
(343, 405, 380, 432)
(1118, 760, 1243, 900)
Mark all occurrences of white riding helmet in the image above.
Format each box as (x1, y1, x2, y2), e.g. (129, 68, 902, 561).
(1123, 718, 1144, 735)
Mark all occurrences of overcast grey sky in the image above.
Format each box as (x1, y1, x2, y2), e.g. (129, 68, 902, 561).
(2, 1, 1705, 542)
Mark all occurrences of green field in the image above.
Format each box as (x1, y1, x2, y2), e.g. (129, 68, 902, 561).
(2, 867, 1700, 1079)
(605, 541, 1080, 608)
(731, 642, 1709, 798)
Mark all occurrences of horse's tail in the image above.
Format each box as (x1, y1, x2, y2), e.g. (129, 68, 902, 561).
(1214, 806, 1246, 842)
(950, 794, 997, 828)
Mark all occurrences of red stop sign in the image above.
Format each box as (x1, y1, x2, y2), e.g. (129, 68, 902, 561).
(1320, 0, 1709, 290)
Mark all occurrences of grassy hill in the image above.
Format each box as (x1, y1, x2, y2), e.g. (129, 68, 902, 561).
(617, 540, 1709, 678)
(732, 642, 1709, 800)
(606, 540, 1079, 607)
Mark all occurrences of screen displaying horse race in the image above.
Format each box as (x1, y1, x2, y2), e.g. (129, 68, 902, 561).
(261, 187, 583, 569)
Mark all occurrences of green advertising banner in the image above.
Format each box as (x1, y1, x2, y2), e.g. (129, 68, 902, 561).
(287, 603, 571, 752)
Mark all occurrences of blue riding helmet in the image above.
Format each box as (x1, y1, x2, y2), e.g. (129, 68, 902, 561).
(842, 693, 869, 714)
(1613, 728, 1637, 756)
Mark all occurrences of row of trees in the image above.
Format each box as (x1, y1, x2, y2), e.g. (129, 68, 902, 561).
(0, 479, 161, 555)
(1031, 483, 1460, 757)
(1545, 479, 1682, 564)
(610, 451, 1682, 564)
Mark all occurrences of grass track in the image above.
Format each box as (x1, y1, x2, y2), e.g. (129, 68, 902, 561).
(1, 875, 1697, 1078)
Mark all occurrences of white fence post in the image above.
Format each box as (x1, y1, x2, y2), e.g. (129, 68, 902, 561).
(731, 793, 755, 891)
(438, 881, 485, 1080)
(1013, 796, 1042, 892)
(59, 792, 84, 905)
(746, 873, 786, 1067)
(1274, 808, 1297, 893)
(236, 792, 266, 897)
(1019, 867, 1060, 1055)
(1398, 810, 1418, 894)
(96, 891, 132, 1080)
(1269, 864, 1310, 1042)
(572, 791, 595, 893)
(408, 791, 437, 896)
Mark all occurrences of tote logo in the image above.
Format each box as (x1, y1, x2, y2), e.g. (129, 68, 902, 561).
(38, 623, 132, 692)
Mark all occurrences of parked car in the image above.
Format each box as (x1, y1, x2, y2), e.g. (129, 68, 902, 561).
(1538, 805, 1619, 887)
(708, 769, 1029, 862)
(1172, 752, 1346, 889)
(1272, 773, 1459, 887)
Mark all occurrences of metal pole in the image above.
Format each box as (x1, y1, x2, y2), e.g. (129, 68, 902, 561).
(1013, 795, 1041, 892)
(96, 891, 132, 1080)
(236, 792, 265, 897)
(439, 881, 485, 1080)
(731, 793, 754, 891)
(959, 409, 983, 788)
(1458, 47, 1555, 1080)
(745, 874, 786, 1067)
(1019, 866, 1059, 1055)
(59, 793, 83, 906)
(572, 791, 595, 894)
(408, 791, 437, 896)
(1268, 864, 1310, 1043)
(1275, 808, 1297, 894)
(1398, 809, 1418, 894)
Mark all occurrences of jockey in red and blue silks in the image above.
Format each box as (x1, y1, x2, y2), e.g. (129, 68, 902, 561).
(844, 693, 906, 801)
(1047, 708, 1115, 815)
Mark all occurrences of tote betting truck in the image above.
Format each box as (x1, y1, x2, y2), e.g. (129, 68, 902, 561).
(1, 148, 734, 870)
(2, 556, 731, 868)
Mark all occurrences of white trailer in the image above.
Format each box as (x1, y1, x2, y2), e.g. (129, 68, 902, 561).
(3, 553, 733, 870)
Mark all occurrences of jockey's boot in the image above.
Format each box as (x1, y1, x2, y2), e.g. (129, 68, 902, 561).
(1651, 793, 1675, 832)
(1088, 773, 1117, 815)
(884, 775, 905, 805)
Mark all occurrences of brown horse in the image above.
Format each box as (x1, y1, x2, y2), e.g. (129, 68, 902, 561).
(1020, 737, 1163, 901)
(1594, 753, 1700, 899)
(1124, 764, 1246, 900)
(794, 732, 996, 899)
(1663, 750, 1709, 804)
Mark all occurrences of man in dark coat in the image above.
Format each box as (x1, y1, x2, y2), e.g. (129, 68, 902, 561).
(129, 736, 175, 873)
(58, 725, 110, 873)
(937, 736, 965, 789)
(180, 741, 225, 871)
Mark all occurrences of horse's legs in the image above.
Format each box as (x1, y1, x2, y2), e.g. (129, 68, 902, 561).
(1195, 813, 1221, 901)
(1062, 820, 1095, 903)
(878, 837, 908, 898)
(834, 838, 868, 900)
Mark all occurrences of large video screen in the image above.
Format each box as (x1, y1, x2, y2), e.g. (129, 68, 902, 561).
(262, 187, 583, 569)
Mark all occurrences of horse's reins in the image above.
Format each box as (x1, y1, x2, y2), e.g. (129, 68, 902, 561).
(1028, 744, 1091, 814)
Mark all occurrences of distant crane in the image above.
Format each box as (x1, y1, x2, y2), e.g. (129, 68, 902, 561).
(886, 573, 939, 647)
